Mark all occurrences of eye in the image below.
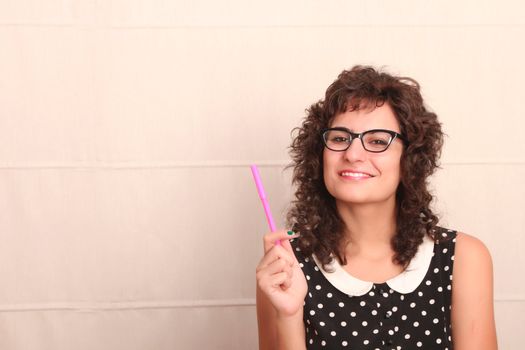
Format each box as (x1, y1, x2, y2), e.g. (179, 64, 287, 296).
(331, 136, 349, 143)
(367, 138, 389, 146)
(363, 131, 393, 151)
(325, 130, 350, 144)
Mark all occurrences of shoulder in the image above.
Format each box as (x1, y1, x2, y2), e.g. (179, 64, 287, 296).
(450, 232, 498, 347)
(451, 232, 494, 297)
(454, 232, 493, 269)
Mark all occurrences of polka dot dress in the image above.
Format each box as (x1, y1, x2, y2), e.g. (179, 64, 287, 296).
(291, 228, 456, 350)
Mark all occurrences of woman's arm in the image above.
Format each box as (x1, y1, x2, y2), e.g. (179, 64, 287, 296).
(257, 287, 306, 350)
(451, 232, 497, 349)
(256, 230, 307, 350)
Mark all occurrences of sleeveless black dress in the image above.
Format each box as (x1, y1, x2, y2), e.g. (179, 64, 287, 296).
(291, 228, 456, 350)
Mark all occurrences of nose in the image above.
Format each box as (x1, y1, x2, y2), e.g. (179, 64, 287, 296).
(343, 137, 367, 162)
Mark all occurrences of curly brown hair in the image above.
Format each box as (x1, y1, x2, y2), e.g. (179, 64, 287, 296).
(287, 65, 444, 270)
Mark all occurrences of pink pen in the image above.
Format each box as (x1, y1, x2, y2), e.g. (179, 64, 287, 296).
(250, 165, 280, 245)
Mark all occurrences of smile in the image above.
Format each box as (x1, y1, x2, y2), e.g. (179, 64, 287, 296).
(340, 171, 374, 179)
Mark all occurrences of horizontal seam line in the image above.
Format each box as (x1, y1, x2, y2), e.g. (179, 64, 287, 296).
(0, 296, 522, 313)
(0, 298, 256, 312)
(0, 23, 524, 29)
(0, 160, 525, 170)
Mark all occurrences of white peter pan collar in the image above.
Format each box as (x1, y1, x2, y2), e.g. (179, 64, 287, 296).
(312, 235, 435, 296)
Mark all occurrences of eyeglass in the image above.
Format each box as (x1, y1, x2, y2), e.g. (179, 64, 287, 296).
(321, 127, 406, 153)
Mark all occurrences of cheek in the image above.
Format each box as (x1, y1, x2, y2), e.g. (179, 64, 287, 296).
(322, 150, 337, 194)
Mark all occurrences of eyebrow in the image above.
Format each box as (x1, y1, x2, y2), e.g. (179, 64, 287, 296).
(329, 126, 401, 133)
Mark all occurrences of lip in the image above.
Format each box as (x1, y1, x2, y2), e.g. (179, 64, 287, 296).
(339, 169, 375, 180)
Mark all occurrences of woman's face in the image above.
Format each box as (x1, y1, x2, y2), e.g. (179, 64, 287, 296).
(323, 103, 404, 208)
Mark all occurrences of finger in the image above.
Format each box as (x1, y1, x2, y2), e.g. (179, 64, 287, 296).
(259, 255, 293, 277)
(267, 272, 291, 291)
(262, 229, 300, 253)
(257, 244, 295, 271)
(257, 257, 294, 292)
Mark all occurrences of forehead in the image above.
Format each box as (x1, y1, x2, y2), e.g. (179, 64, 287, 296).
(329, 103, 400, 132)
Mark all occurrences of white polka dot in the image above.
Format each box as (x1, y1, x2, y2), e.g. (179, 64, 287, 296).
(299, 262, 304, 267)
(413, 321, 419, 327)
(305, 257, 309, 262)
(331, 331, 336, 336)
(392, 306, 398, 312)
(451, 256, 455, 260)
(401, 315, 407, 320)
(362, 321, 368, 326)
(315, 285, 321, 290)
(309, 339, 313, 344)
(418, 291, 424, 297)
(425, 330, 431, 335)
(417, 341, 422, 347)
(341, 321, 347, 327)
(306, 275, 311, 280)
(314, 266, 319, 271)
(425, 280, 432, 286)
(383, 292, 389, 297)
(394, 326, 399, 332)
(443, 248, 448, 253)
(388, 330, 394, 335)
(447, 285, 451, 290)
(369, 291, 375, 296)
(321, 340, 326, 346)
(433, 318, 439, 324)
(371, 310, 378, 315)
(434, 268, 439, 273)
(405, 334, 411, 339)
(437, 286, 443, 292)
(410, 302, 416, 308)
(329, 312, 335, 318)
(317, 303, 323, 309)
(400, 295, 405, 300)
(309, 310, 315, 316)
(421, 310, 427, 316)
(360, 301, 366, 307)
(338, 302, 345, 307)
(342, 341, 348, 346)
(326, 293, 332, 298)
(437, 338, 442, 344)
(308, 292, 312, 298)
(319, 321, 325, 326)
(444, 265, 449, 271)
(352, 331, 358, 336)
(363, 340, 369, 345)
(429, 299, 435, 305)
(373, 329, 379, 334)
(350, 311, 356, 317)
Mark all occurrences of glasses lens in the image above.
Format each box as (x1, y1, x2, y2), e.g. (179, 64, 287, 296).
(362, 131, 393, 152)
(324, 129, 351, 151)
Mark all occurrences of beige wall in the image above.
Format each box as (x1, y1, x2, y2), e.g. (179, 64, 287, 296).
(1, 1, 524, 349)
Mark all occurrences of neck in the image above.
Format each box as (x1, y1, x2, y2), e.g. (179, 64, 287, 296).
(337, 200, 397, 251)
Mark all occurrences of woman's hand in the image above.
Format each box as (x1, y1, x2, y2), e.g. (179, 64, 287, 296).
(256, 230, 308, 318)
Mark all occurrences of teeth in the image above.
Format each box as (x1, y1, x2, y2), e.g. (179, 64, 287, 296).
(341, 172, 370, 178)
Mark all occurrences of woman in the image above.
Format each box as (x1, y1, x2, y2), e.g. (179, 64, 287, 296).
(256, 66, 497, 349)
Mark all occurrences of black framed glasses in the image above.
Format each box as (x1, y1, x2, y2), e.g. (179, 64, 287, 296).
(322, 127, 406, 153)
